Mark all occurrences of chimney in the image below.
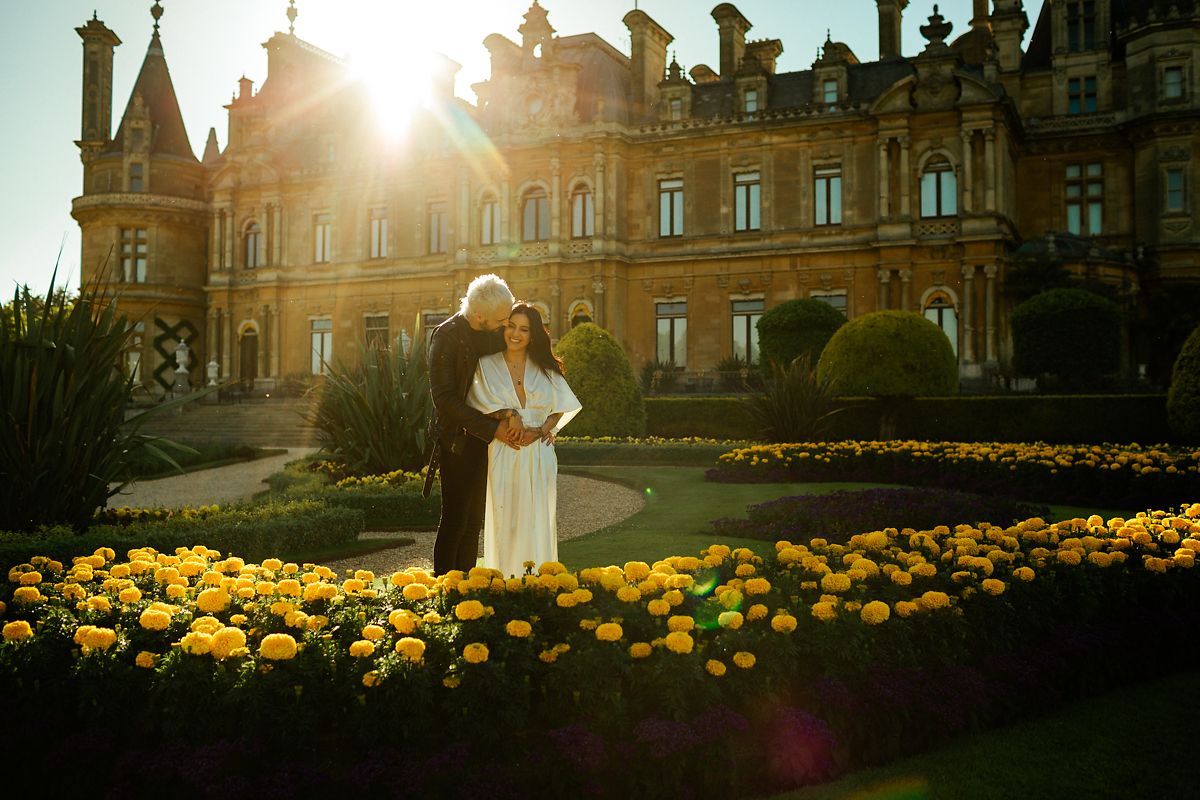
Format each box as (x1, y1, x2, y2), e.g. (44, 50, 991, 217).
(711, 3, 752, 80)
(875, 0, 909, 60)
(623, 9, 674, 119)
(971, 0, 989, 28)
(990, 0, 1028, 72)
(76, 13, 121, 160)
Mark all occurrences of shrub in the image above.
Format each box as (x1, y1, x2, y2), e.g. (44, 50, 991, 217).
(817, 311, 957, 398)
(0, 275, 196, 532)
(756, 299, 846, 378)
(1167, 324, 1200, 443)
(744, 355, 842, 443)
(309, 339, 432, 475)
(1010, 288, 1121, 388)
(714, 355, 751, 392)
(557, 323, 646, 437)
(264, 459, 439, 529)
(639, 359, 678, 395)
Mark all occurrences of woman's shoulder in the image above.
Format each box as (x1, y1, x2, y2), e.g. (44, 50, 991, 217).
(478, 351, 505, 366)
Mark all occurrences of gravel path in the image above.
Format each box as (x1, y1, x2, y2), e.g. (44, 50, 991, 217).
(108, 448, 319, 508)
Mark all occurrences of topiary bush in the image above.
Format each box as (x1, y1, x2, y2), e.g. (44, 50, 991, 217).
(1010, 288, 1121, 389)
(556, 323, 646, 437)
(756, 299, 846, 377)
(1167, 323, 1200, 442)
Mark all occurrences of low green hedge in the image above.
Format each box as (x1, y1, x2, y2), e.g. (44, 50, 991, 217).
(265, 461, 440, 529)
(0, 500, 364, 566)
(556, 440, 739, 467)
(644, 394, 1171, 444)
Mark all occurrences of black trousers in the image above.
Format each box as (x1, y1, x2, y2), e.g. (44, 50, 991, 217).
(433, 436, 488, 574)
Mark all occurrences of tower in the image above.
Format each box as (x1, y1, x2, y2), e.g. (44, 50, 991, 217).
(75, 13, 121, 166)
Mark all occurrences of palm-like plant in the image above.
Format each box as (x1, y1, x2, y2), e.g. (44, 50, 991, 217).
(0, 270, 196, 532)
(744, 354, 843, 443)
(308, 338, 432, 475)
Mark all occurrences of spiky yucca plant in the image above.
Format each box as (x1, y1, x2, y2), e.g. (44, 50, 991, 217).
(744, 354, 843, 443)
(308, 339, 432, 475)
(0, 272, 196, 532)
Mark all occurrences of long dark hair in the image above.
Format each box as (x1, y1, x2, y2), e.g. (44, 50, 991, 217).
(510, 302, 564, 376)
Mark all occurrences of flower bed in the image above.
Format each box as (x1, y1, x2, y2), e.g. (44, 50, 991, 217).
(1, 504, 1198, 794)
(712, 488, 1049, 545)
(265, 460, 440, 529)
(556, 436, 747, 467)
(708, 440, 1200, 508)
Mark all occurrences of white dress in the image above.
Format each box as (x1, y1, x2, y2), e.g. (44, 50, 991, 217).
(466, 353, 582, 578)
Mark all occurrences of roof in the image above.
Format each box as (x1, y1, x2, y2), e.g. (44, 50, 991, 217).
(690, 58, 914, 117)
(105, 32, 196, 161)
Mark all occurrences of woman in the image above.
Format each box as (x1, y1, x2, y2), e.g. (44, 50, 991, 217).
(466, 303, 582, 577)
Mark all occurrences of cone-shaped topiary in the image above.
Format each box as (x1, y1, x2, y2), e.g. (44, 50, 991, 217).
(756, 298, 847, 377)
(1010, 288, 1121, 388)
(1167, 323, 1200, 442)
(817, 310, 958, 397)
(556, 323, 646, 437)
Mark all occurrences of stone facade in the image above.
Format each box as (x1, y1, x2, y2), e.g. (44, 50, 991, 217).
(72, 1, 1200, 394)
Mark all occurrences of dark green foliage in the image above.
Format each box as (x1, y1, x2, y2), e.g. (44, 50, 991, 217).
(1010, 288, 1122, 387)
(556, 441, 736, 466)
(1140, 283, 1200, 385)
(264, 460, 440, 529)
(817, 311, 958, 398)
(0, 273, 196, 532)
(557, 323, 646, 437)
(756, 298, 846, 377)
(744, 355, 842, 442)
(643, 397, 755, 439)
(308, 339, 431, 474)
(639, 359, 678, 395)
(1167, 324, 1200, 442)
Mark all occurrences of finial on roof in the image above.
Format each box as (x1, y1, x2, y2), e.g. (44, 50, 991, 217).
(287, 0, 297, 35)
(150, 0, 162, 34)
(92, 9, 98, 20)
(826, 28, 832, 43)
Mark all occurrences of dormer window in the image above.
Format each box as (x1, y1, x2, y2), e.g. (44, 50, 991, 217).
(1164, 66, 1184, 100)
(669, 98, 682, 120)
(822, 80, 838, 110)
(130, 128, 144, 151)
(1066, 1, 1096, 52)
(744, 89, 758, 114)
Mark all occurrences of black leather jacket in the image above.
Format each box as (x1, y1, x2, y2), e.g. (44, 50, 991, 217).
(427, 313, 504, 455)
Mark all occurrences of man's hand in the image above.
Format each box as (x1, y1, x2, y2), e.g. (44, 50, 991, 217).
(494, 415, 522, 450)
(518, 427, 541, 447)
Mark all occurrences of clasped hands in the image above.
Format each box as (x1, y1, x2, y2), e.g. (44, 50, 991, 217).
(492, 410, 554, 450)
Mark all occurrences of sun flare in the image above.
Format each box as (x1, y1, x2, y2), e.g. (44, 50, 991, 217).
(346, 21, 435, 138)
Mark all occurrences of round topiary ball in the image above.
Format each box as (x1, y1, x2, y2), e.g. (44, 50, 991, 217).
(1167, 323, 1200, 442)
(816, 310, 958, 397)
(756, 298, 847, 376)
(1009, 288, 1121, 386)
(556, 323, 646, 437)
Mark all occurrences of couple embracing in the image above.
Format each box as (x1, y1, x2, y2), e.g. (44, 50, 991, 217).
(424, 274, 582, 577)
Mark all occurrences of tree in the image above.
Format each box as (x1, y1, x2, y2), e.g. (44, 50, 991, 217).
(556, 323, 646, 437)
(756, 298, 846, 377)
(816, 310, 957, 438)
(1010, 288, 1121, 390)
(1167, 323, 1200, 443)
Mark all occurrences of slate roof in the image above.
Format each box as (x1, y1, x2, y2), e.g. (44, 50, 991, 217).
(105, 32, 196, 161)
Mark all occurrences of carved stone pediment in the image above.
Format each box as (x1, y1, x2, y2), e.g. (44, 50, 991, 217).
(914, 62, 961, 111)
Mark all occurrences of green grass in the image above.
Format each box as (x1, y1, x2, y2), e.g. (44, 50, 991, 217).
(770, 670, 1200, 800)
(279, 536, 415, 566)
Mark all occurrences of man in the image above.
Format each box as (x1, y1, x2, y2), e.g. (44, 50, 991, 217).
(425, 274, 524, 574)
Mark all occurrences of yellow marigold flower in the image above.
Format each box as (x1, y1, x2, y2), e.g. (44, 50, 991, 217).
(746, 604, 768, 621)
(276, 579, 302, 597)
(623, 561, 651, 581)
(1013, 566, 1035, 582)
(1087, 552, 1113, 568)
(1057, 550, 1082, 566)
(500, 619, 531, 638)
(342, 579, 365, 594)
(718, 611, 744, 630)
(353, 624, 383, 641)
(893, 600, 918, 618)
(890, 570, 913, 587)
(259, 633, 298, 660)
(164, 584, 186, 600)
(395, 581, 428, 601)
(390, 571, 414, 587)
(595, 622, 623, 642)
(732, 651, 756, 669)
(909, 563, 938, 578)
(662, 589, 684, 607)
(981, 578, 1007, 595)
(210, 627, 247, 660)
(395, 636, 426, 662)
(820, 573, 851, 594)
(918, 590, 951, 611)
(83, 627, 117, 651)
(139, 608, 172, 631)
(196, 588, 230, 614)
(811, 601, 838, 622)
(627, 641, 652, 659)
(18, 571, 42, 586)
(538, 649, 559, 663)
(259, 558, 282, 572)
(667, 615, 694, 633)
(664, 631, 694, 654)
(706, 659, 727, 677)
(190, 616, 222, 635)
(613, 585, 641, 603)
(771, 614, 798, 633)
(135, 651, 157, 668)
(463, 642, 489, 664)
(349, 640, 376, 658)
(2, 620, 33, 642)
(538, 561, 567, 576)
(860, 600, 890, 625)
(87, 595, 112, 613)
(180, 631, 212, 655)
(12, 587, 43, 605)
(743, 577, 771, 595)
(718, 589, 744, 610)
(443, 675, 461, 688)
(109, 564, 131, 580)
(646, 598, 671, 616)
(734, 563, 756, 578)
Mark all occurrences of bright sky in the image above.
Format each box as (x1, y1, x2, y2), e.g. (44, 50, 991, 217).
(1, 0, 1044, 297)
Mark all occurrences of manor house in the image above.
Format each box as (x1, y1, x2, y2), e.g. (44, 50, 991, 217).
(72, 1, 1200, 394)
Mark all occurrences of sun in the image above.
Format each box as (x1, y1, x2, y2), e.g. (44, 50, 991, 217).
(346, 16, 436, 138)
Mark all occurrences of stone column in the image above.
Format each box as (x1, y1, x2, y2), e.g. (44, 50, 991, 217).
(223, 209, 235, 271)
(899, 269, 912, 311)
(270, 304, 281, 378)
(207, 308, 220, 372)
(211, 211, 223, 271)
(960, 264, 976, 364)
(898, 135, 911, 218)
(273, 204, 284, 266)
(550, 282, 562, 338)
(984, 264, 998, 362)
(220, 309, 232, 380)
(878, 139, 890, 218)
(500, 178, 511, 245)
(984, 129, 996, 211)
(960, 130, 974, 213)
(876, 268, 891, 310)
(256, 207, 267, 267)
(457, 172, 470, 254)
(593, 150, 606, 250)
(549, 157, 562, 255)
(258, 307, 267, 379)
(592, 275, 606, 328)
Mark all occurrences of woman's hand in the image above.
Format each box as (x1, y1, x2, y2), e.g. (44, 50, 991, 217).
(539, 426, 556, 446)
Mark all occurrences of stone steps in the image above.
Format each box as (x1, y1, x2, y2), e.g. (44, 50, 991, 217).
(134, 398, 322, 447)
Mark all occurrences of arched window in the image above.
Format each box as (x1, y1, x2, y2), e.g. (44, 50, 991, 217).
(522, 187, 550, 242)
(920, 157, 957, 218)
(569, 301, 593, 328)
(923, 292, 958, 356)
(480, 194, 500, 245)
(244, 222, 261, 268)
(570, 184, 593, 239)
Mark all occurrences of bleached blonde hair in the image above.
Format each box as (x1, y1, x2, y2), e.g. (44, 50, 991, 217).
(460, 273, 514, 316)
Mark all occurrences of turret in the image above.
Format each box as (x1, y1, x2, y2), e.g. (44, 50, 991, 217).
(75, 13, 121, 164)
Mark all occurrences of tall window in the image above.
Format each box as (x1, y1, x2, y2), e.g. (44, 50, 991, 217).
(522, 189, 550, 242)
(120, 227, 147, 283)
(815, 166, 843, 226)
(823, 79, 838, 110)
(570, 185, 594, 238)
(313, 213, 331, 263)
(920, 159, 958, 218)
(1166, 168, 1185, 214)
(244, 222, 261, 268)
(129, 162, 144, 192)
(812, 292, 848, 316)
(310, 319, 333, 375)
(744, 89, 758, 113)
(923, 294, 958, 356)
(669, 98, 682, 120)
(655, 301, 687, 367)
(1164, 66, 1184, 100)
(1066, 162, 1103, 235)
(369, 207, 388, 259)
(480, 196, 500, 245)
(1068, 76, 1097, 114)
(731, 299, 764, 364)
(422, 312, 450, 349)
(1066, 1, 1096, 52)
(364, 315, 389, 349)
(734, 172, 761, 232)
(428, 201, 448, 254)
(659, 179, 683, 237)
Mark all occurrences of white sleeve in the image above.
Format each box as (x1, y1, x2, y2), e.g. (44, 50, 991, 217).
(548, 370, 582, 433)
(466, 355, 511, 415)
